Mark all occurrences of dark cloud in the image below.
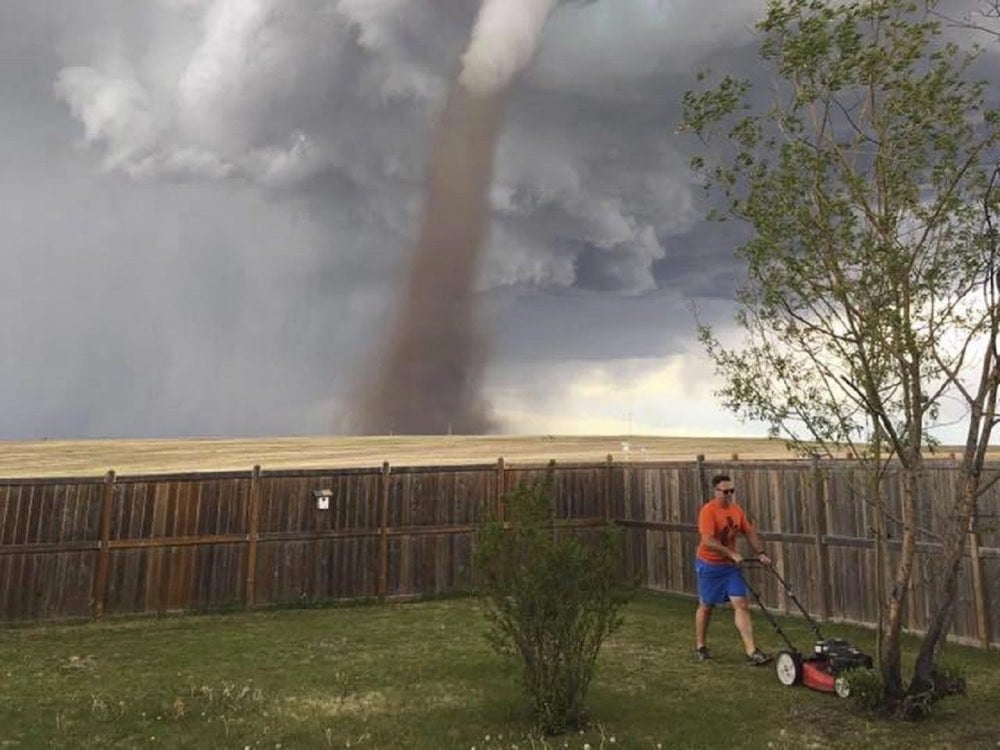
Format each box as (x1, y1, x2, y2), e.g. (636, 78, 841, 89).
(5, 0, 989, 439)
(486, 286, 695, 362)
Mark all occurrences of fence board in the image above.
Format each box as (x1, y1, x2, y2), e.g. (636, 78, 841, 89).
(389, 466, 493, 596)
(252, 470, 382, 605)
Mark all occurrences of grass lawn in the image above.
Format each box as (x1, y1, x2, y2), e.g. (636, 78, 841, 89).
(1, 592, 998, 750)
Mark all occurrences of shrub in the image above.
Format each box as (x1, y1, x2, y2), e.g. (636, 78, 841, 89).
(844, 667, 884, 713)
(473, 479, 632, 734)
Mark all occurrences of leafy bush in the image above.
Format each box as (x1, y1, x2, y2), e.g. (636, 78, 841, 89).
(844, 667, 884, 713)
(473, 479, 632, 734)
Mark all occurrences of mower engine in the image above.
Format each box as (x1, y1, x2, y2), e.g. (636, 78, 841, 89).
(813, 638, 873, 673)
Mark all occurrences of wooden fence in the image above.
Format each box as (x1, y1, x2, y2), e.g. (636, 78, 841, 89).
(616, 457, 1000, 649)
(1, 457, 997, 649)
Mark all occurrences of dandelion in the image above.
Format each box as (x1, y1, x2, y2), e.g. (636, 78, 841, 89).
(584, 744, 591, 750)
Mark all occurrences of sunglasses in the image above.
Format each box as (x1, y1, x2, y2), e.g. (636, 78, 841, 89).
(721, 489, 735, 495)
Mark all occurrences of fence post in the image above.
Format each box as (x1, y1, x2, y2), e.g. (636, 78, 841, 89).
(770, 469, 788, 614)
(604, 454, 613, 522)
(968, 509, 992, 650)
(379, 461, 391, 600)
(495, 457, 506, 520)
(244, 465, 261, 607)
(812, 454, 831, 621)
(91, 469, 116, 619)
(695, 454, 707, 500)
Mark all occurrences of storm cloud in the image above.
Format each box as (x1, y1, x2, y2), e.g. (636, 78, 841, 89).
(13, 1, 989, 439)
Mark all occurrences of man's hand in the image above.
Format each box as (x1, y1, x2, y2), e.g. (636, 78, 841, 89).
(730, 551, 744, 564)
(756, 552, 772, 567)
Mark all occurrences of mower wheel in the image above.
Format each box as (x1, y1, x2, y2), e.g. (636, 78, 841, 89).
(834, 675, 851, 699)
(775, 650, 802, 686)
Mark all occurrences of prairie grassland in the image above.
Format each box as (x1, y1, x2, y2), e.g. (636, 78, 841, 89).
(2, 434, 989, 479)
(0, 435, 803, 479)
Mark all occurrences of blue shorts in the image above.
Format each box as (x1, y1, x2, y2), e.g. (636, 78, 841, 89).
(695, 559, 748, 605)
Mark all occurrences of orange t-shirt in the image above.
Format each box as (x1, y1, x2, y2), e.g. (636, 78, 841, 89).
(696, 499, 751, 563)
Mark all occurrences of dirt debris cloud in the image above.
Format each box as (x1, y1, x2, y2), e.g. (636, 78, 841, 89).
(356, 0, 560, 435)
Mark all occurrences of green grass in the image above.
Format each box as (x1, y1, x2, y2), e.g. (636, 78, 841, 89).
(1, 593, 998, 749)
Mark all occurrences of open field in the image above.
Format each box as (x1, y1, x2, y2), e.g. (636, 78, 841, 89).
(1, 592, 998, 749)
(2, 434, 994, 480)
(0, 435, 805, 479)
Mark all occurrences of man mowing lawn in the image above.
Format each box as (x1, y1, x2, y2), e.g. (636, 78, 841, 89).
(694, 474, 773, 666)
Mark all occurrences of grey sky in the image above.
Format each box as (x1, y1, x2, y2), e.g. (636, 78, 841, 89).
(1, 0, 995, 440)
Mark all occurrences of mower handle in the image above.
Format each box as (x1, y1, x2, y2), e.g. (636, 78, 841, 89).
(738, 559, 825, 642)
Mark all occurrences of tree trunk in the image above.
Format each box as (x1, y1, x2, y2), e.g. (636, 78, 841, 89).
(874, 473, 888, 666)
(912, 359, 998, 688)
(872, 417, 888, 664)
(911, 475, 979, 688)
(882, 463, 920, 698)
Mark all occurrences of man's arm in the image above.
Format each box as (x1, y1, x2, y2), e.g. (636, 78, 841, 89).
(699, 532, 741, 563)
(744, 526, 772, 566)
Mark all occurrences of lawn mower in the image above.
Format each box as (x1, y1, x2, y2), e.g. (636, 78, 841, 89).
(740, 561, 873, 698)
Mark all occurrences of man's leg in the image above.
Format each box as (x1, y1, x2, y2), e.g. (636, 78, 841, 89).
(730, 596, 757, 655)
(695, 602, 713, 649)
